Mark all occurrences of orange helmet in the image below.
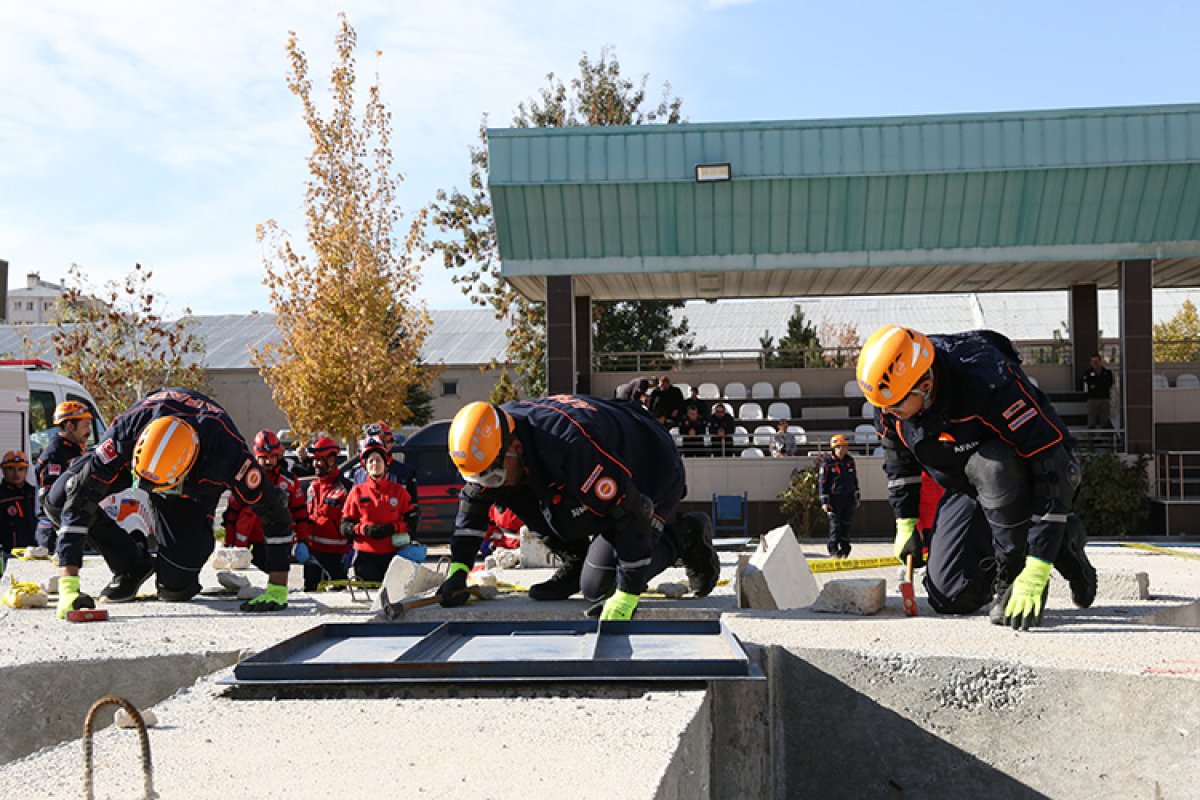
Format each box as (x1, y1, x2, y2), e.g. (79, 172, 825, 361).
(54, 401, 93, 426)
(1, 450, 29, 468)
(132, 416, 199, 492)
(448, 402, 513, 480)
(829, 434, 850, 448)
(856, 325, 935, 407)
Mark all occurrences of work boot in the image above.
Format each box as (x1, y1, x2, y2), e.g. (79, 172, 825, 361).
(987, 556, 1022, 626)
(529, 551, 585, 601)
(674, 512, 721, 597)
(1053, 515, 1097, 609)
(99, 558, 155, 603)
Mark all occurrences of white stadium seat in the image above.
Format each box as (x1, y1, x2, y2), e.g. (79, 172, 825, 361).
(778, 381, 803, 398)
(1176, 373, 1200, 389)
(1153, 374, 1170, 388)
(843, 379, 861, 398)
(698, 382, 721, 400)
(724, 382, 748, 400)
(740, 447, 764, 458)
(751, 381, 774, 399)
(733, 426, 750, 447)
(788, 425, 808, 445)
(753, 425, 774, 447)
(739, 402, 764, 421)
(766, 401, 791, 420)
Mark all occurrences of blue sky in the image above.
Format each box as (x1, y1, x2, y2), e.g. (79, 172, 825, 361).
(2, 0, 1198, 317)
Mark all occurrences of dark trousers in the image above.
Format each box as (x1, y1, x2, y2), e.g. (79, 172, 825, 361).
(825, 496, 855, 557)
(578, 526, 680, 602)
(35, 517, 57, 552)
(923, 491, 998, 615)
(352, 550, 393, 583)
(304, 549, 350, 591)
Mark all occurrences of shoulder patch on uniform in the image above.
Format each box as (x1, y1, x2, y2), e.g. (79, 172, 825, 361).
(1009, 409, 1038, 431)
(580, 465, 603, 494)
(96, 439, 119, 464)
(594, 476, 617, 501)
(244, 466, 263, 491)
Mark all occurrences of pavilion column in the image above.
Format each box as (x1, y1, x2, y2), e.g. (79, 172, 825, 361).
(574, 294, 592, 394)
(1118, 259, 1155, 454)
(545, 276, 576, 395)
(1069, 283, 1099, 379)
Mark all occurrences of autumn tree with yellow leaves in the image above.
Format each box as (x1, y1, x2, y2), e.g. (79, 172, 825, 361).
(1153, 298, 1200, 362)
(255, 16, 431, 441)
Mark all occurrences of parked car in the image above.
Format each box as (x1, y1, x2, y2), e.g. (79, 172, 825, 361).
(396, 420, 463, 542)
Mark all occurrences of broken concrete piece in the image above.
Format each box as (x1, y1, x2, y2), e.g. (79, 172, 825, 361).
(653, 582, 688, 599)
(23, 546, 50, 559)
(811, 578, 886, 616)
(217, 571, 250, 592)
(474, 570, 498, 588)
(373, 555, 443, 613)
(1049, 570, 1149, 602)
(519, 529, 562, 569)
(42, 575, 59, 595)
(735, 525, 819, 610)
(211, 547, 252, 570)
(3, 589, 48, 609)
(492, 548, 519, 569)
(115, 708, 158, 729)
(236, 585, 259, 601)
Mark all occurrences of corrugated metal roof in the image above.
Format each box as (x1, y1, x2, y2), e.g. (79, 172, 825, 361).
(488, 104, 1200, 302)
(420, 309, 509, 366)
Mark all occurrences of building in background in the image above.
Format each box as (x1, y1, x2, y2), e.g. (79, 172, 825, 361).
(7, 272, 66, 325)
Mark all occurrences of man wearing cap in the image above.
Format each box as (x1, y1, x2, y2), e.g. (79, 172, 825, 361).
(34, 401, 93, 553)
(856, 326, 1097, 630)
(437, 396, 720, 620)
(42, 388, 293, 619)
(1, 451, 36, 573)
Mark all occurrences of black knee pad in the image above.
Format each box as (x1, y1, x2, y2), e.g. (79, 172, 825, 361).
(965, 440, 1029, 510)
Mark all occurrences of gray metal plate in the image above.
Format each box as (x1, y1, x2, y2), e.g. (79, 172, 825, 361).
(229, 619, 757, 686)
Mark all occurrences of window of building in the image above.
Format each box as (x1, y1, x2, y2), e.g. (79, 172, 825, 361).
(442, 380, 459, 397)
(26, 302, 33, 310)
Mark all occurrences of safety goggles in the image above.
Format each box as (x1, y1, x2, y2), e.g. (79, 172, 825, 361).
(463, 450, 517, 489)
(132, 473, 186, 496)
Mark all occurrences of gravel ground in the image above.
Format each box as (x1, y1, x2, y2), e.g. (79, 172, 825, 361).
(1, 538, 1197, 798)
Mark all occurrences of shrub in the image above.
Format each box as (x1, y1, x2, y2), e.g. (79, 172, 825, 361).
(778, 461, 828, 539)
(1075, 452, 1150, 537)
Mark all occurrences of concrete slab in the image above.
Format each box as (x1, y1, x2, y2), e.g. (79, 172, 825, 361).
(810, 578, 886, 615)
(736, 525, 818, 610)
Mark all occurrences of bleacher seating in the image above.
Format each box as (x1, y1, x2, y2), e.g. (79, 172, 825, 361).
(739, 402, 764, 421)
(789, 425, 808, 444)
(854, 423, 879, 448)
(753, 425, 774, 447)
(751, 381, 774, 399)
(675, 382, 692, 397)
(669, 426, 682, 446)
(766, 401, 791, 420)
(1154, 374, 1171, 388)
(733, 426, 750, 447)
(725, 382, 748, 400)
(713, 401, 735, 416)
(1176, 373, 1200, 389)
(698, 382, 721, 400)
(778, 381, 802, 398)
(843, 379, 861, 398)
(741, 447, 764, 458)
(860, 402, 873, 418)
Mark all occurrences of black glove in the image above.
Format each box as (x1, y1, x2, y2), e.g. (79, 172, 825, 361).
(436, 563, 470, 607)
(363, 523, 395, 540)
(340, 519, 357, 539)
(900, 526, 927, 569)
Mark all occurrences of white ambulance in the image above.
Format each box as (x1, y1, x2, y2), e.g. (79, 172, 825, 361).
(0, 359, 105, 461)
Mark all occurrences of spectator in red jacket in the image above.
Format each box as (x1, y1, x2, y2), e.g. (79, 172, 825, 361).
(339, 437, 418, 582)
(222, 430, 313, 575)
(303, 436, 353, 591)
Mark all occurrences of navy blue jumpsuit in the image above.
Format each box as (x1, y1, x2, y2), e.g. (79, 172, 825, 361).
(451, 395, 687, 599)
(818, 451, 859, 557)
(45, 388, 292, 598)
(875, 331, 1080, 614)
(34, 431, 84, 552)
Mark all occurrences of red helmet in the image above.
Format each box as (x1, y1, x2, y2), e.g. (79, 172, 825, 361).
(364, 421, 395, 446)
(358, 436, 391, 465)
(309, 436, 340, 460)
(253, 429, 283, 458)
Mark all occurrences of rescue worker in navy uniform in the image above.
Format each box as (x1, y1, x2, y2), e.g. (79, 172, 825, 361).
(44, 388, 294, 619)
(34, 401, 94, 552)
(857, 326, 1098, 630)
(818, 434, 860, 558)
(437, 396, 721, 620)
(1, 451, 37, 573)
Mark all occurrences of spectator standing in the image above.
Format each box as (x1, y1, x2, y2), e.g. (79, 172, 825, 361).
(340, 437, 419, 582)
(34, 401, 93, 553)
(707, 403, 736, 456)
(1080, 353, 1114, 430)
(818, 434, 860, 557)
(677, 405, 707, 458)
(303, 436, 353, 591)
(647, 375, 684, 426)
(769, 419, 798, 457)
(616, 376, 654, 407)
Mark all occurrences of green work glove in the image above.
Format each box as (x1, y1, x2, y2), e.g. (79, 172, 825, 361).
(893, 518, 923, 566)
(436, 562, 471, 607)
(56, 576, 95, 619)
(1003, 557, 1053, 631)
(239, 582, 288, 613)
(599, 590, 640, 621)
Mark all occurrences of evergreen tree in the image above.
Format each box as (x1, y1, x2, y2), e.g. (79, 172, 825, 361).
(1154, 298, 1200, 362)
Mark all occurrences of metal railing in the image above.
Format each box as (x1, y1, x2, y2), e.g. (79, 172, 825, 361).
(1154, 450, 1200, 500)
(594, 346, 861, 373)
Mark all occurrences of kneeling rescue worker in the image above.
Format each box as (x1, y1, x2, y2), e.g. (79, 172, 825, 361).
(857, 326, 1098, 630)
(437, 396, 721, 620)
(44, 388, 295, 618)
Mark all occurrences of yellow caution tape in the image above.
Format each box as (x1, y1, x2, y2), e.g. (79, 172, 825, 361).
(11, 547, 52, 561)
(2, 580, 48, 609)
(809, 555, 903, 574)
(1119, 542, 1200, 562)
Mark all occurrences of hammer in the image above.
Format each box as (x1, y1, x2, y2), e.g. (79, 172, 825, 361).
(381, 584, 498, 620)
(899, 554, 918, 617)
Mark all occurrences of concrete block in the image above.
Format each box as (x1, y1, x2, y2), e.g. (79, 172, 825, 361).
(654, 581, 689, 599)
(115, 708, 158, 729)
(811, 578, 886, 616)
(372, 556, 443, 612)
(211, 547, 251, 570)
(519, 529, 562, 569)
(1049, 569, 1149, 602)
(236, 585, 259, 600)
(735, 525, 818, 610)
(216, 571, 249, 592)
(41, 575, 59, 595)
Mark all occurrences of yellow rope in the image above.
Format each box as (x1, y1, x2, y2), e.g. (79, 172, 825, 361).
(1119, 542, 1200, 562)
